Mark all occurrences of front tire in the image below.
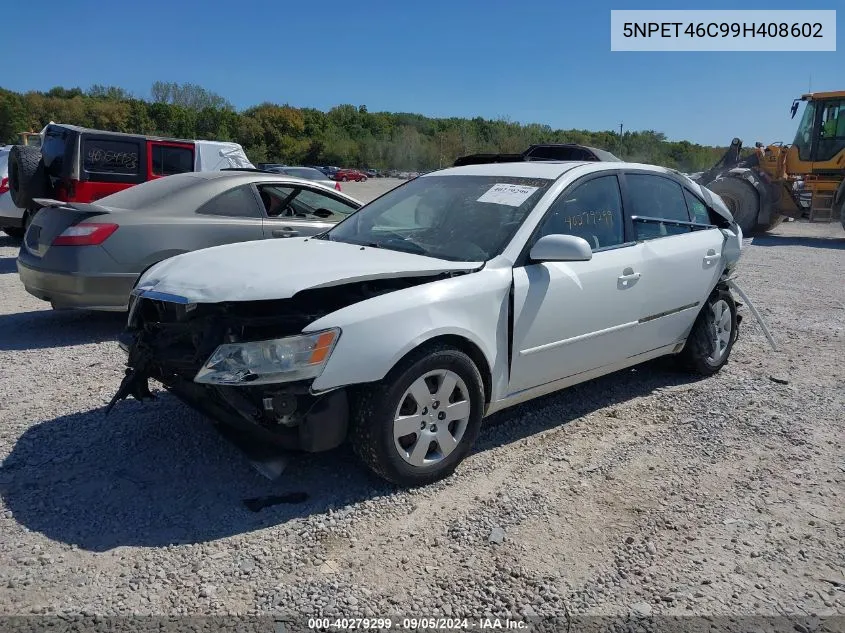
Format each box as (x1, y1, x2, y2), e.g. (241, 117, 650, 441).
(677, 288, 738, 376)
(351, 344, 485, 487)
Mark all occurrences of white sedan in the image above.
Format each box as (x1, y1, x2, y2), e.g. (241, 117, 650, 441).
(113, 159, 744, 487)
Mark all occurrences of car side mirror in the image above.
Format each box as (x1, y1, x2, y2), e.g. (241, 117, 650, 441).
(529, 234, 593, 262)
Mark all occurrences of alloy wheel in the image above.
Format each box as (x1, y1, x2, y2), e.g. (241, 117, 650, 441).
(393, 369, 471, 467)
(708, 299, 732, 363)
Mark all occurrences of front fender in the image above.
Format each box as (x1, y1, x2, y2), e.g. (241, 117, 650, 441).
(306, 268, 513, 398)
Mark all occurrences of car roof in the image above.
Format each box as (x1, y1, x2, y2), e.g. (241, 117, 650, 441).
(94, 170, 360, 210)
(423, 160, 675, 180)
(48, 122, 196, 144)
(425, 161, 591, 179)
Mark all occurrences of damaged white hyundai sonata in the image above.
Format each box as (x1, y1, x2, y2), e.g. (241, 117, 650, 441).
(111, 159, 745, 486)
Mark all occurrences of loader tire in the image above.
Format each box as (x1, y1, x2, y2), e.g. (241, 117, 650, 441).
(757, 214, 785, 232)
(8, 145, 47, 209)
(708, 177, 759, 235)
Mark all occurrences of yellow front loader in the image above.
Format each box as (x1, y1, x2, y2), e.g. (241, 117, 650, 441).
(693, 91, 845, 233)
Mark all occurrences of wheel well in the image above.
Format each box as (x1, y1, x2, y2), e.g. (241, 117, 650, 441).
(407, 335, 493, 405)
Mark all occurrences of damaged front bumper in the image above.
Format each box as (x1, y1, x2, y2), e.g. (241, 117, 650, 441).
(107, 292, 350, 453)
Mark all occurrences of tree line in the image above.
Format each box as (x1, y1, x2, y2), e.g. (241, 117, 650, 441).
(0, 82, 726, 172)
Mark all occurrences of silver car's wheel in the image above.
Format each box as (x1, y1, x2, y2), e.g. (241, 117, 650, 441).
(393, 369, 471, 467)
(707, 299, 732, 363)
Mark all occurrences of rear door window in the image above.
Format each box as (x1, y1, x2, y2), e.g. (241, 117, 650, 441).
(626, 173, 692, 240)
(683, 189, 713, 225)
(151, 144, 194, 176)
(83, 139, 141, 176)
(196, 185, 263, 218)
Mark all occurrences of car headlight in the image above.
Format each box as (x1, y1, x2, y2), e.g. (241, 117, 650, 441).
(194, 328, 340, 386)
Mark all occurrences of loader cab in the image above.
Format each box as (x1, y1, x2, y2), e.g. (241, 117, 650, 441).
(789, 92, 845, 171)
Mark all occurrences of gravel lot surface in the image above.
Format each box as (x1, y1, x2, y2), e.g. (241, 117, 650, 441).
(0, 179, 842, 626)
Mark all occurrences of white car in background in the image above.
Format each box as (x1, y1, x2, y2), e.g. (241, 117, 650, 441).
(113, 159, 744, 487)
(0, 146, 25, 238)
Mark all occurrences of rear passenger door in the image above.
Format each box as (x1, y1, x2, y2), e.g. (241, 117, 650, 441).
(621, 172, 725, 351)
(257, 184, 358, 238)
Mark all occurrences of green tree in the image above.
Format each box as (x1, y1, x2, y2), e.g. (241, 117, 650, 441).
(0, 82, 731, 173)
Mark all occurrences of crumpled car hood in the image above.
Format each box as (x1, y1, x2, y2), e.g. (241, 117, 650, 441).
(135, 237, 481, 303)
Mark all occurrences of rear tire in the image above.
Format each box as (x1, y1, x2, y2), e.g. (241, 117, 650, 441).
(708, 177, 759, 235)
(8, 145, 47, 209)
(350, 344, 485, 487)
(677, 288, 738, 376)
(2, 227, 24, 239)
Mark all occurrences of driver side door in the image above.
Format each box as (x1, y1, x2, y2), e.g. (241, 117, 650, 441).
(509, 173, 647, 394)
(257, 184, 358, 239)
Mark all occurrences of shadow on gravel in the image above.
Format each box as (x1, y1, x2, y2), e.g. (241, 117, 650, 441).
(0, 256, 18, 274)
(752, 234, 845, 251)
(0, 309, 125, 351)
(0, 360, 704, 552)
(474, 358, 704, 453)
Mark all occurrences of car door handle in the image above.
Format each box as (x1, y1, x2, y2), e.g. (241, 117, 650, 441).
(618, 268, 641, 288)
(272, 228, 299, 238)
(703, 249, 721, 265)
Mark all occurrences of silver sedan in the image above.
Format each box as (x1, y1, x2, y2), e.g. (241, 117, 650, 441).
(16, 170, 362, 311)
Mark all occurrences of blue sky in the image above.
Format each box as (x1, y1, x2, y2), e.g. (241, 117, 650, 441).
(4, 0, 842, 146)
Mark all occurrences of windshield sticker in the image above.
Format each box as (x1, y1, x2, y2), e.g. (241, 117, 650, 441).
(477, 183, 539, 207)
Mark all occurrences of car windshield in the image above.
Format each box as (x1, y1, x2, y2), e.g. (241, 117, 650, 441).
(285, 167, 325, 180)
(323, 174, 554, 262)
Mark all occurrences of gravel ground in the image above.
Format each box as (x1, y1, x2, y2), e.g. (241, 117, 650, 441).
(0, 185, 842, 627)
